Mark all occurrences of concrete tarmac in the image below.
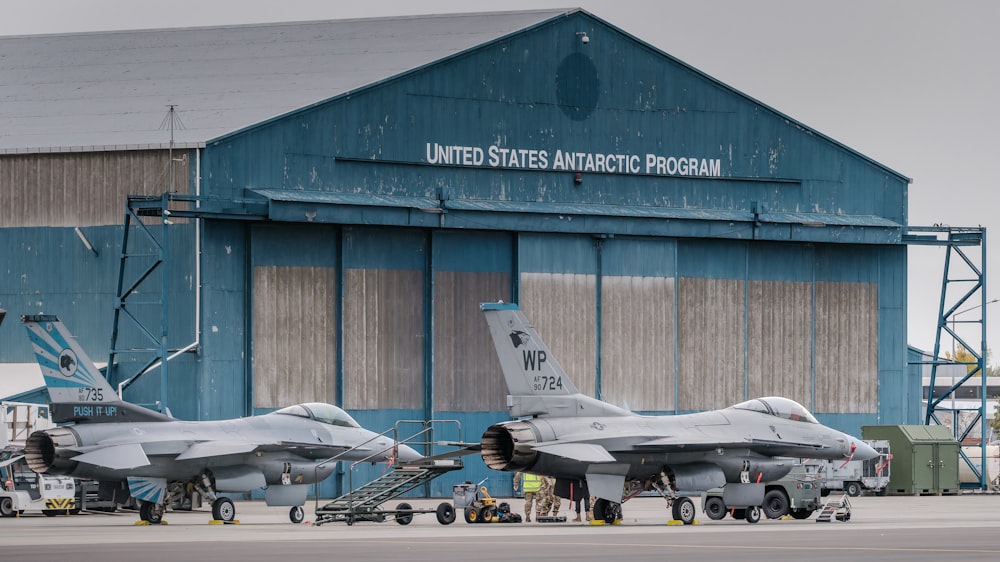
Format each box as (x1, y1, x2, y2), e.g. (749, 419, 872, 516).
(3, 494, 1000, 562)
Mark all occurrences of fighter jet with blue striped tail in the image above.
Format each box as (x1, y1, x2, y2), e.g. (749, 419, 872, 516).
(19, 314, 420, 524)
(478, 302, 877, 524)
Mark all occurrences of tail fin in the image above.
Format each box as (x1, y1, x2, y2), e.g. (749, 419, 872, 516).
(480, 302, 628, 418)
(481, 302, 578, 397)
(21, 315, 171, 423)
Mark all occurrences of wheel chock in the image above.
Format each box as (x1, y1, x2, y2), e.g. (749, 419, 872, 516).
(209, 519, 241, 524)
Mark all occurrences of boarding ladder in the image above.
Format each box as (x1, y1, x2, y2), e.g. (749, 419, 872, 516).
(815, 494, 852, 522)
(312, 420, 466, 526)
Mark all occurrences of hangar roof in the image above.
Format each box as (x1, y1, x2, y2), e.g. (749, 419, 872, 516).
(0, 9, 569, 154)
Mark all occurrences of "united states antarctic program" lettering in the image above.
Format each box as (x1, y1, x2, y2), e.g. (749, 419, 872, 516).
(425, 142, 721, 177)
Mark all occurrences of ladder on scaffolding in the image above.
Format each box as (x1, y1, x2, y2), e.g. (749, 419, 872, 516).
(815, 494, 852, 522)
(312, 419, 470, 526)
(313, 458, 463, 526)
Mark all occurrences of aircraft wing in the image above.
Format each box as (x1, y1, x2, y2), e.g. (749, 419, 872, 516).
(748, 438, 831, 452)
(253, 441, 357, 460)
(175, 440, 355, 461)
(0, 454, 24, 469)
(175, 441, 259, 461)
(72, 443, 150, 469)
(634, 437, 749, 451)
(636, 436, 832, 453)
(531, 443, 617, 463)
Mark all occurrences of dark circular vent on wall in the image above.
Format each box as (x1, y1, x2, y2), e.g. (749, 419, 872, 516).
(555, 52, 600, 121)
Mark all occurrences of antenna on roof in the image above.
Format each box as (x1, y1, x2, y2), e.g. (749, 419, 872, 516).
(159, 105, 186, 193)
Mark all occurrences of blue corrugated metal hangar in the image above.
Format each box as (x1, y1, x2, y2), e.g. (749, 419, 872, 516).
(0, 9, 914, 496)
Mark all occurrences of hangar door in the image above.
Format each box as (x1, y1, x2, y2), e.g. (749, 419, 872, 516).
(517, 234, 878, 415)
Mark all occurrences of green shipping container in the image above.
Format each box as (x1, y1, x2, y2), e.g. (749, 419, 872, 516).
(862, 425, 960, 496)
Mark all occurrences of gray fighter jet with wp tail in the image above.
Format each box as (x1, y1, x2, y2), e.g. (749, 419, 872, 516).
(478, 303, 877, 524)
(20, 314, 420, 524)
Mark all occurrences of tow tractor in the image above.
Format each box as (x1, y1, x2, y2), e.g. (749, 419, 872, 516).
(454, 479, 522, 523)
(1, 447, 77, 517)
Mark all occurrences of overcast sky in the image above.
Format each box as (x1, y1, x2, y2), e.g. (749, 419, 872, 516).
(4, 0, 998, 357)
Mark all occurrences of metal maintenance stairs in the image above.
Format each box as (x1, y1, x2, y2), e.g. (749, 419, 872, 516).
(815, 494, 852, 522)
(313, 458, 462, 525)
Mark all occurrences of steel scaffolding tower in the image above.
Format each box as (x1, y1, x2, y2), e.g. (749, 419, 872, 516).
(905, 225, 989, 489)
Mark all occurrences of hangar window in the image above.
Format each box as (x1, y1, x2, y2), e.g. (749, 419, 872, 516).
(729, 397, 818, 424)
(270, 402, 362, 428)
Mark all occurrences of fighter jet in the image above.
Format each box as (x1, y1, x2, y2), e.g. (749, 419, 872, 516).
(19, 314, 421, 524)
(478, 302, 878, 524)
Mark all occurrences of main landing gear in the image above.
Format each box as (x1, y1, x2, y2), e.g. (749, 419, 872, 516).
(138, 500, 166, 524)
(211, 497, 236, 523)
(590, 474, 699, 527)
(592, 494, 697, 525)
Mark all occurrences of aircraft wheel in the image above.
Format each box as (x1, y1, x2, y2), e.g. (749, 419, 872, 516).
(211, 497, 235, 522)
(790, 508, 814, 520)
(844, 481, 862, 497)
(1, 497, 14, 517)
(744, 506, 761, 524)
(671, 497, 696, 524)
(395, 502, 413, 525)
(289, 506, 305, 524)
(704, 497, 726, 520)
(597, 499, 621, 523)
(464, 506, 478, 523)
(436, 502, 456, 525)
(139, 501, 164, 524)
(593, 498, 621, 524)
(762, 489, 790, 519)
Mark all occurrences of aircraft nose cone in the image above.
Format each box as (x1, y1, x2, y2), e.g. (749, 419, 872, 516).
(850, 437, 878, 461)
(396, 443, 422, 462)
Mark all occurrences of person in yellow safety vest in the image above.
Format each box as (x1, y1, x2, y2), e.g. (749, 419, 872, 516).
(513, 472, 543, 523)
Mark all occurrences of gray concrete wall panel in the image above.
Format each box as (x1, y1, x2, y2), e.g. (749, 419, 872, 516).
(0, 150, 187, 227)
(600, 275, 675, 411)
(747, 280, 812, 407)
(678, 277, 745, 410)
(815, 281, 879, 413)
(433, 270, 510, 412)
(519, 272, 598, 398)
(342, 268, 423, 410)
(252, 265, 337, 409)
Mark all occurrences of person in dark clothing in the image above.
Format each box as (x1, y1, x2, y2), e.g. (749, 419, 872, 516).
(571, 479, 591, 522)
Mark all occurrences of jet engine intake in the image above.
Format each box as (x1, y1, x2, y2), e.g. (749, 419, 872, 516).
(481, 421, 538, 472)
(24, 427, 79, 474)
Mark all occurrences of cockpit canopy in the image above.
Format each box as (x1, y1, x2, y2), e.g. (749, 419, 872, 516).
(270, 402, 361, 428)
(729, 397, 818, 424)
